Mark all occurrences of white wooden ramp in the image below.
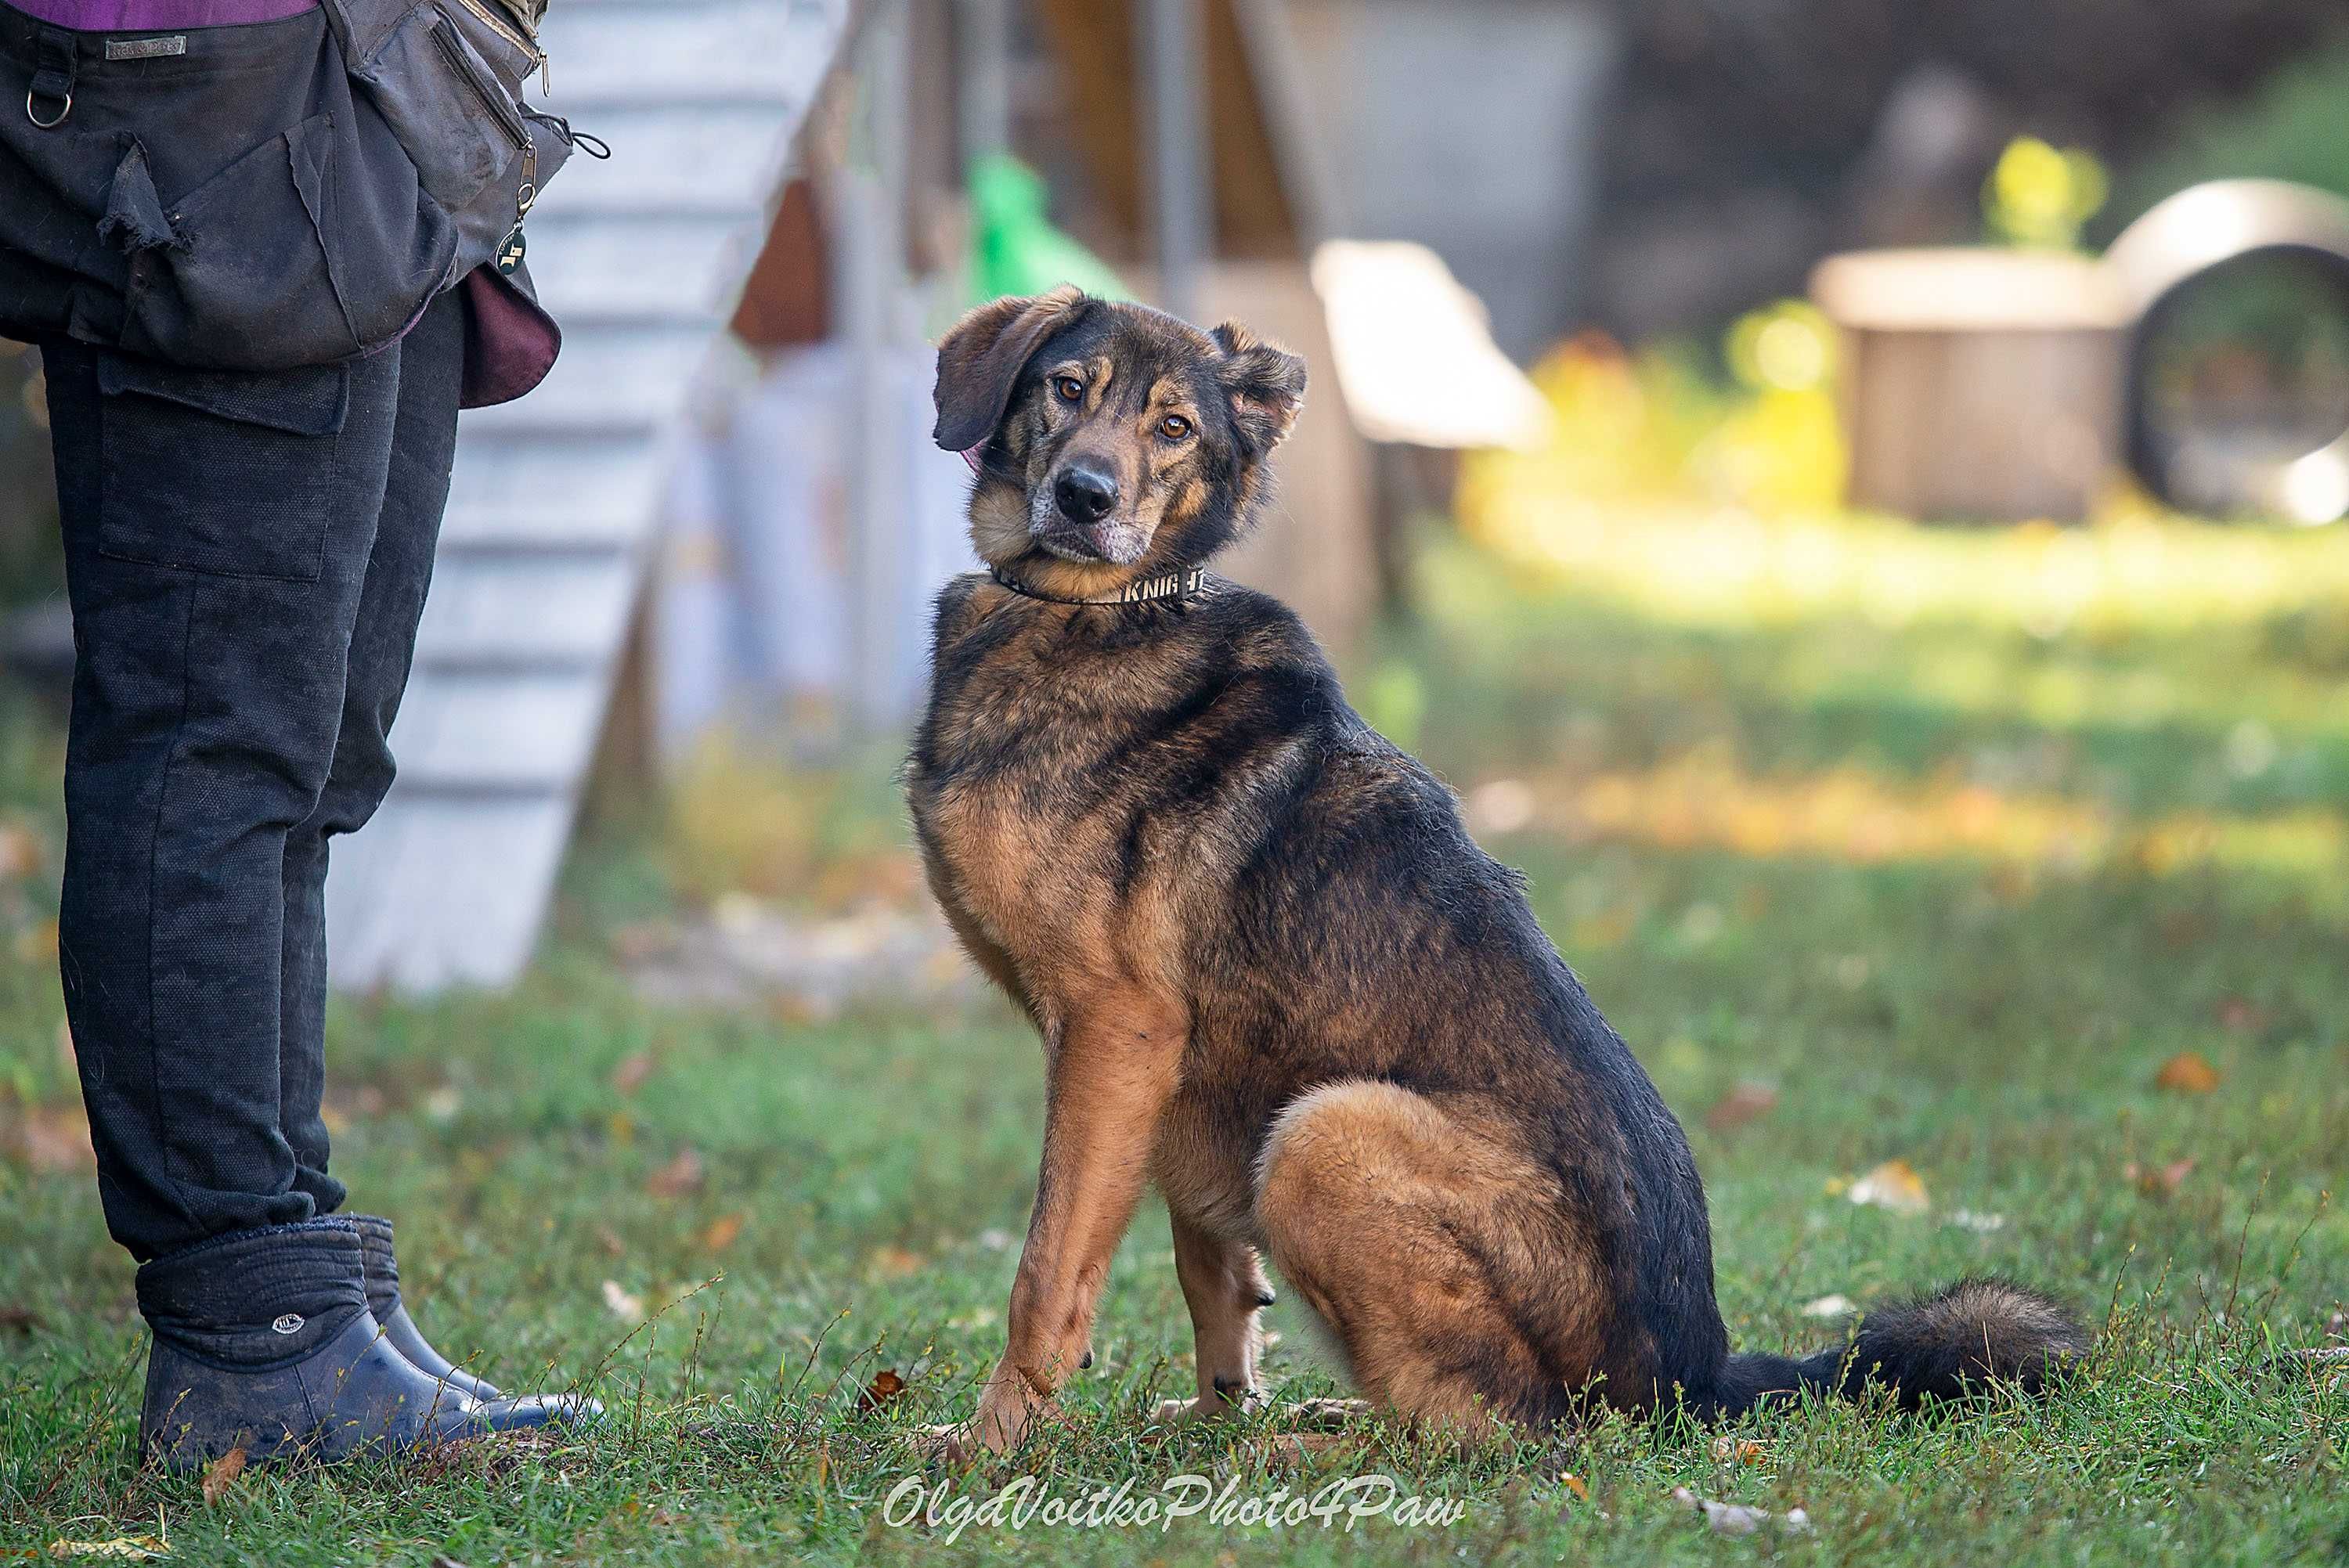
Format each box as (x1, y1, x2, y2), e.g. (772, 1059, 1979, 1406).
(325, 0, 855, 992)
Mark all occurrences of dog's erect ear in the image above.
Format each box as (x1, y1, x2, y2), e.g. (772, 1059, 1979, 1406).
(1213, 322, 1308, 456)
(933, 286, 1090, 453)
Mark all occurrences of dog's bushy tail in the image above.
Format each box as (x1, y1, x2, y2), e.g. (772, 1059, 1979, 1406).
(1716, 1277, 2088, 1417)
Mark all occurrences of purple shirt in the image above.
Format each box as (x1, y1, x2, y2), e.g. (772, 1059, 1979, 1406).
(12, 0, 315, 27)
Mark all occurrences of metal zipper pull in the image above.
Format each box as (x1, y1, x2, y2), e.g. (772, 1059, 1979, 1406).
(498, 134, 538, 276)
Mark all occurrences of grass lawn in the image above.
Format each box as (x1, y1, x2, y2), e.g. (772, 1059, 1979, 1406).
(2, 516, 2347, 1566)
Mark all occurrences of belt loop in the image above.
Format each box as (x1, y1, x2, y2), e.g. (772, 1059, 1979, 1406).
(27, 27, 74, 128)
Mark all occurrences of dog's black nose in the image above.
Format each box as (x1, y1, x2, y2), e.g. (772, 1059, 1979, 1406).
(1054, 465, 1120, 524)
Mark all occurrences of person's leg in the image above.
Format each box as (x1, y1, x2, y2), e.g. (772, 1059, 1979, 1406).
(47, 340, 402, 1264)
(272, 291, 601, 1423)
(49, 307, 586, 1469)
(278, 287, 466, 1219)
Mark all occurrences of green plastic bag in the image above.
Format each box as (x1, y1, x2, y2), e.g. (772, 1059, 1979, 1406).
(968, 153, 1130, 305)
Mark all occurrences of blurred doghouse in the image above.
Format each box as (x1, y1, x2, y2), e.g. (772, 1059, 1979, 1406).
(648, 0, 1568, 759)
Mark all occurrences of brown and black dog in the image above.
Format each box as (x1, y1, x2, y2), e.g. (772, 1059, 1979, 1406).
(907, 287, 2086, 1457)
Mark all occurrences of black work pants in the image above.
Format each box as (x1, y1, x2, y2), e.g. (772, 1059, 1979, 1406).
(42, 287, 462, 1262)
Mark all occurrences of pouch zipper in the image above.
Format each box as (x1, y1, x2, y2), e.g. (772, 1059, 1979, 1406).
(433, 16, 530, 150)
(449, 0, 550, 95)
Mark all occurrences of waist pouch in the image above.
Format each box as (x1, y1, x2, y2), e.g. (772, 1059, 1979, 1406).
(0, 0, 571, 372)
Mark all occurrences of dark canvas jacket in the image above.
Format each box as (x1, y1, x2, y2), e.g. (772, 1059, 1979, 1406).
(0, 0, 568, 406)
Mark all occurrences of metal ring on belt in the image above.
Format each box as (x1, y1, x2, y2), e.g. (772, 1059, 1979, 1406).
(27, 85, 72, 128)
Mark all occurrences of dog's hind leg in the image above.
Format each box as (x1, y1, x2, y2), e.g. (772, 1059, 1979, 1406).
(1253, 1080, 1607, 1440)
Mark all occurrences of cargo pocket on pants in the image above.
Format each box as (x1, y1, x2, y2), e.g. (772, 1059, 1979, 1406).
(95, 354, 350, 582)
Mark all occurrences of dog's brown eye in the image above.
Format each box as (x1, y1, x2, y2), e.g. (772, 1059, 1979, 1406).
(1158, 414, 1193, 442)
(1053, 376, 1084, 404)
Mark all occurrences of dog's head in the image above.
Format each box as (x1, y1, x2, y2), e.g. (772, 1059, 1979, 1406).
(932, 287, 1308, 597)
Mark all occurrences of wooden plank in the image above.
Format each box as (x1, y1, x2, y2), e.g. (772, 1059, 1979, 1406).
(524, 104, 804, 219)
(1030, 0, 1301, 263)
(534, 1, 828, 102)
(456, 323, 716, 434)
(442, 429, 667, 544)
(387, 669, 611, 790)
(324, 795, 576, 990)
(521, 214, 755, 317)
(413, 551, 639, 669)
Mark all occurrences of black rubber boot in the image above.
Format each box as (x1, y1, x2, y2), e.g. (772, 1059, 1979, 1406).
(351, 1214, 601, 1429)
(352, 1214, 501, 1401)
(135, 1219, 546, 1471)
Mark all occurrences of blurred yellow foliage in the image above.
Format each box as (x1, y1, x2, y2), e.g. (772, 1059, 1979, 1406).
(1459, 449, 2349, 639)
(666, 738, 834, 902)
(663, 738, 920, 911)
(1459, 306, 1847, 536)
(1985, 135, 2109, 251)
(1506, 746, 2349, 886)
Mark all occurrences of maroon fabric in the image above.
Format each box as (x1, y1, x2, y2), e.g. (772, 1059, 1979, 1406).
(11, 0, 316, 27)
(457, 265, 561, 409)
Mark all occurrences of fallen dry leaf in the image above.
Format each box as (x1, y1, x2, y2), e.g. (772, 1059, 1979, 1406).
(868, 1245, 924, 1279)
(645, 1147, 705, 1200)
(1673, 1487, 1810, 1537)
(0, 821, 41, 879)
(1711, 1436, 1767, 1465)
(859, 1368, 907, 1412)
(601, 1280, 646, 1325)
(1849, 1159, 1930, 1215)
(13, 917, 57, 964)
(1560, 1472, 1589, 1501)
(2125, 1158, 2196, 1199)
(1704, 1082, 1778, 1134)
(4, 1104, 96, 1174)
(43, 1539, 169, 1561)
(702, 1213, 745, 1252)
(2155, 1051, 2221, 1094)
(201, 1444, 247, 1505)
(610, 1053, 657, 1097)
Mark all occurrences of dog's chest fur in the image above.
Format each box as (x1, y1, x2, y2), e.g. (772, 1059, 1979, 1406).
(910, 578, 1312, 979)
(907, 575, 1337, 1227)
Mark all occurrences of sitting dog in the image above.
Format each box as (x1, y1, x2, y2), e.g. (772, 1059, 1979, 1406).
(907, 287, 2086, 1456)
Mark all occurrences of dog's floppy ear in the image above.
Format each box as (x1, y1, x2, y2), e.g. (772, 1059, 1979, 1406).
(1213, 321, 1308, 456)
(933, 286, 1089, 453)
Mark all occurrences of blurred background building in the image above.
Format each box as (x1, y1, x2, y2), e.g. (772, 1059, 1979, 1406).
(4, 0, 2347, 991)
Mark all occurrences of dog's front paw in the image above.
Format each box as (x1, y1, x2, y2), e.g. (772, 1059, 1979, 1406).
(925, 1378, 1056, 1462)
(918, 1421, 982, 1468)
